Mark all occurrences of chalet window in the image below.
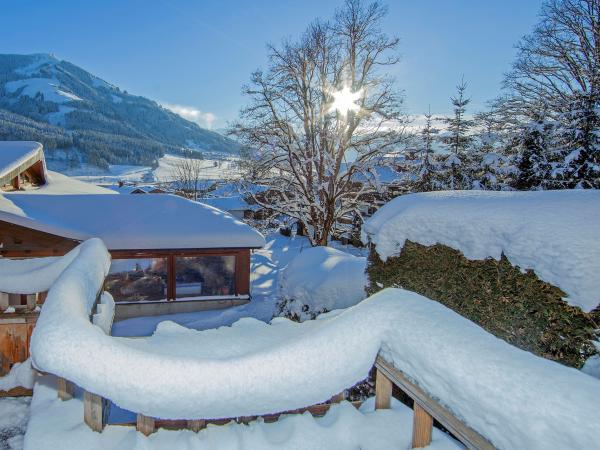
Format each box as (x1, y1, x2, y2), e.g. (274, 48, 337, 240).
(106, 258, 168, 302)
(175, 255, 236, 298)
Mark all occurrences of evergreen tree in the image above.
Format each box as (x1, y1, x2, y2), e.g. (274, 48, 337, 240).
(438, 78, 474, 189)
(553, 93, 600, 188)
(414, 108, 438, 191)
(512, 118, 552, 190)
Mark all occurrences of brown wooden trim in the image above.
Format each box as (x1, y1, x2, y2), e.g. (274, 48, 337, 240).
(235, 249, 250, 296)
(109, 248, 257, 258)
(168, 254, 175, 300)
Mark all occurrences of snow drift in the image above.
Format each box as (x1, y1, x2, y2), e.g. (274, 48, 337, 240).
(12, 239, 600, 449)
(362, 190, 600, 312)
(279, 246, 367, 320)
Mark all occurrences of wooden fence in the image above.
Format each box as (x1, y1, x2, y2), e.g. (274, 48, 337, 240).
(52, 354, 496, 449)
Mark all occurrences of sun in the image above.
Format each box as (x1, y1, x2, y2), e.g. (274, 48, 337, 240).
(329, 86, 362, 116)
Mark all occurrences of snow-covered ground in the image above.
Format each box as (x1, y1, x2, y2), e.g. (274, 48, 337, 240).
(279, 246, 367, 321)
(0, 397, 29, 450)
(46, 153, 242, 185)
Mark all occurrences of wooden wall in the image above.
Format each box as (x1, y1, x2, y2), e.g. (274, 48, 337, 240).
(0, 313, 37, 376)
(0, 220, 78, 257)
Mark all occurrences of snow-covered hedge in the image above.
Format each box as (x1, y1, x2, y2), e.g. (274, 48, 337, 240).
(278, 246, 367, 321)
(362, 190, 600, 312)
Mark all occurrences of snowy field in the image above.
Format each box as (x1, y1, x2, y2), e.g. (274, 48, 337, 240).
(46, 153, 242, 185)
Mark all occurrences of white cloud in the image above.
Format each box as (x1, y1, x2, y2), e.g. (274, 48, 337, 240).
(161, 102, 216, 129)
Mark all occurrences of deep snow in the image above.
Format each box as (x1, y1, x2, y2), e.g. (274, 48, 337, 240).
(279, 246, 367, 321)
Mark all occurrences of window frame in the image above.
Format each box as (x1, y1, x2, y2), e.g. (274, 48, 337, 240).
(107, 248, 250, 303)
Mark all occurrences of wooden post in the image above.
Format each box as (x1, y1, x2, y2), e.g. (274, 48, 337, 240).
(84, 391, 105, 432)
(137, 414, 155, 436)
(330, 391, 345, 403)
(0, 293, 8, 312)
(375, 368, 393, 409)
(411, 403, 433, 448)
(57, 377, 74, 401)
(187, 419, 206, 432)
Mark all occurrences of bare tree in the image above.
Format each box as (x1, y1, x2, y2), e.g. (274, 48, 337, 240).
(170, 153, 205, 201)
(230, 0, 406, 246)
(504, 0, 600, 187)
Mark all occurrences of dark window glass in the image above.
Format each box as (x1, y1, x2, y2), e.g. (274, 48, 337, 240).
(106, 258, 167, 302)
(175, 256, 236, 298)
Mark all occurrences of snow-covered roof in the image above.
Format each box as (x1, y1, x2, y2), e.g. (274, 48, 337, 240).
(0, 141, 44, 184)
(0, 193, 265, 250)
(362, 190, 600, 312)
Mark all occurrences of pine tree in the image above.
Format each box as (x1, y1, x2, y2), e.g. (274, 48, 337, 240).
(513, 118, 552, 190)
(438, 78, 475, 189)
(553, 93, 600, 188)
(414, 108, 438, 191)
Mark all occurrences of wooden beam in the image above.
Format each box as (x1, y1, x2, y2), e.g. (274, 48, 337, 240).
(0, 386, 33, 397)
(412, 403, 433, 448)
(137, 414, 155, 436)
(84, 391, 105, 432)
(375, 356, 496, 450)
(375, 368, 392, 409)
(57, 377, 74, 401)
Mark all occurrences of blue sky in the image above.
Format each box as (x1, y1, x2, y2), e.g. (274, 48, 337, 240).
(1, 0, 543, 129)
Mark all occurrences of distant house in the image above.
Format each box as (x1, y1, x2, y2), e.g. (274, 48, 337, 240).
(0, 142, 265, 320)
(201, 196, 256, 220)
(106, 184, 171, 195)
(0, 141, 46, 191)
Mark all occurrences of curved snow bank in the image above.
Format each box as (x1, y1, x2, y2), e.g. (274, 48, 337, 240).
(362, 190, 600, 312)
(0, 359, 34, 391)
(26, 239, 600, 448)
(279, 246, 367, 320)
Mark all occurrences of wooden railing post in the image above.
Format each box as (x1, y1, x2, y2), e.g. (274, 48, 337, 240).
(412, 403, 433, 448)
(57, 378, 74, 401)
(187, 419, 206, 432)
(330, 391, 345, 403)
(84, 391, 105, 432)
(137, 414, 155, 436)
(375, 368, 393, 409)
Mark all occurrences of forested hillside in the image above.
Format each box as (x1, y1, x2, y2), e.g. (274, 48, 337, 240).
(0, 54, 239, 169)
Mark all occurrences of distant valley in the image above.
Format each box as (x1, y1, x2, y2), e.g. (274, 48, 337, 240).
(0, 53, 240, 172)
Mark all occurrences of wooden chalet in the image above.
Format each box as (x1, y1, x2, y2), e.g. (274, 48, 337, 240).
(0, 193, 265, 319)
(0, 141, 265, 373)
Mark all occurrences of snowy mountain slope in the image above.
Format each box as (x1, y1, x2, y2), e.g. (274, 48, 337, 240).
(0, 53, 239, 168)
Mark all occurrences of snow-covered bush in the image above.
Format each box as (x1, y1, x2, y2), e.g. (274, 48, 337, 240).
(363, 190, 600, 368)
(278, 246, 367, 321)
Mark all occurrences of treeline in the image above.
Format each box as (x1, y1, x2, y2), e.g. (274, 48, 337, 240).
(0, 108, 183, 169)
(406, 0, 599, 192)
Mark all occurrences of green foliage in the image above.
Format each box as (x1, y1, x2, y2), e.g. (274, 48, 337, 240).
(367, 241, 598, 368)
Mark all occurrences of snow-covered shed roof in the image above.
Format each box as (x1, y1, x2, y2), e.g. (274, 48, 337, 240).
(0, 193, 265, 250)
(0, 141, 45, 186)
(201, 196, 253, 211)
(362, 190, 600, 312)
(14, 170, 116, 195)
